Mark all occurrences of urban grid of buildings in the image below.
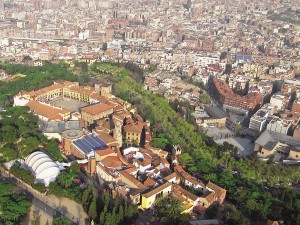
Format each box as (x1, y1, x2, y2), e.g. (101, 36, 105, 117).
(0, 0, 300, 222)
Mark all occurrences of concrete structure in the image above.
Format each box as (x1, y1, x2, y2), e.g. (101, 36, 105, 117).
(196, 106, 227, 128)
(254, 130, 300, 162)
(249, 109, 269, 132)
(270, 93, 289, 112)
(212, 79, 262, 114)
(266, 117, 293, 135)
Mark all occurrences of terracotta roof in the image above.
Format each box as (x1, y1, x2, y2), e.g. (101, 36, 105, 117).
(90, 93, 108, 103)
(69, 86, 96, 96)
(102, 156, 123, 169)
(174, 165, 184, 173)
(163, 172, 177, 182)
(202, 191, 217, 204)
(134, 156, 151, 167)
(26, 100, 70, 121)
(142, 182, 172, 198)
(122, 166, 136, 174)
(118, 170, 147, 190)
(28, 83, 65, 98)
(81, 103, 113, 115)
(95, 147, 115, 157)
(111, 97, 125, 105)
(97, 132, 118, 145)
(143, 177, 157, 188)
(113, 106, 123, 112)
(139, 148, 157, 158)
(123, 122, 143, 133)
(206, 181, 226, 197)
(172, 184, 198, 201)
(185, 175, 204, 187)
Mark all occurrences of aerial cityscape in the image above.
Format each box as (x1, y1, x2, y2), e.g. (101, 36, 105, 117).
(0, 0, 300, 225)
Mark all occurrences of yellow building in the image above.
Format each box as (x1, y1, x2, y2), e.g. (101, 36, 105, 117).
(123, 123, 143, 144)
(80, 103, 114, 126)
(141, 182, 172, 209)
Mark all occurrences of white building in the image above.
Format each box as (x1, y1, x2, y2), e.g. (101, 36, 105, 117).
(249, 109, 269, 132)
(25, 151, 62, 186)
(270, 93, 289, 112)
(266, 117, 293, 135)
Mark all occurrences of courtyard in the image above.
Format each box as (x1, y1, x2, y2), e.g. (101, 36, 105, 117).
(206, 127, 234, 140)
(50, 97, 89, 112)
(215, 137, 254, 156)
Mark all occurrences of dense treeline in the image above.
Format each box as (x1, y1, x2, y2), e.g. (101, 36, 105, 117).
(92, 61, 144, 82)
(0, 181, 31, 225)
(82, 185, 138, 225)
(113, 73, 300, 224)
(0, 62, 76, 99)
(0, 106, 63, 162)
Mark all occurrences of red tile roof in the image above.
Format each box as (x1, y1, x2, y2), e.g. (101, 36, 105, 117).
(81, 103, 113, 115)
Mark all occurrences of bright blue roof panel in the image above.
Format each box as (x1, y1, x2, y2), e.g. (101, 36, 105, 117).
(73, 135, 107, 155)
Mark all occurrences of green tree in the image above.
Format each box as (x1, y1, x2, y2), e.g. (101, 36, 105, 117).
(155, 196, 188, 225)
(53, 215, 71, 225)
(205, 204, 218, 219)
(102, 43, 108, 51)
(70, 161, 80, 173)
(82, 185, 93, 212)
(99, 211, 105, 224)
(199, 93, 211, 104)
(88, 196, 97, 221)
(0, 182, 31, 224)
(0, 146, 19, 162)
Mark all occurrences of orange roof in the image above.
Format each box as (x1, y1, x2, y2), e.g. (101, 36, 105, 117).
(69, 86, 96, 96)
(124, 123, 143, 133)
(206, 181, 226, 197)
(143, 177, 157, 188)
(142, 182, 172, 198)
(174, 165, 184, 173)
(97, 132, 118, 145)
(81, 103, 113, 115)
(163, 172, 177, 182)
(202, 191, 217, 203)
(26, 100, 70, 121)
(102, 156, 123, 169)
(95, 148, 115, 157)
(90, 93, 108, 103)
(172, 184, 198, 201)
(28, 83, 65, 98)
(118, 170, 147, 189)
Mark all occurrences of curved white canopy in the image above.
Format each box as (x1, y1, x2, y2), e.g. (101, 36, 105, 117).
(25, 151, 61, 186)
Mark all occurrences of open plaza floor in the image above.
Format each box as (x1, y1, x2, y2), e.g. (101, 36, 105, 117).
(50, 97, 89, 112)
(215, 137, 254, 156)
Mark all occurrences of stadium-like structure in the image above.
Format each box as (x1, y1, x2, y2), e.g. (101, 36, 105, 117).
(25, 151, 61, 186)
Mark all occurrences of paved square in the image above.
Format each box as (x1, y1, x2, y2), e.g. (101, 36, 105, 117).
(215, 137, 254, 156)
(50, 98, 89, 112)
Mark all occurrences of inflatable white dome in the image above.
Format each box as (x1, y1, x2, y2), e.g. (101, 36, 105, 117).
(25, 151, 60, 186)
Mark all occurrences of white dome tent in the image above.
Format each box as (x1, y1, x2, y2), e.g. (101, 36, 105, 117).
(25, 151, 61, 187)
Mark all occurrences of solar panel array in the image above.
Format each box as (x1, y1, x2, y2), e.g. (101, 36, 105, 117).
(73, 134, 107, 155)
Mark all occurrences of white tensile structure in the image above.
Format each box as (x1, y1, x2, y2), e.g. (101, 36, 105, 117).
(25, 151, 61, 187)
